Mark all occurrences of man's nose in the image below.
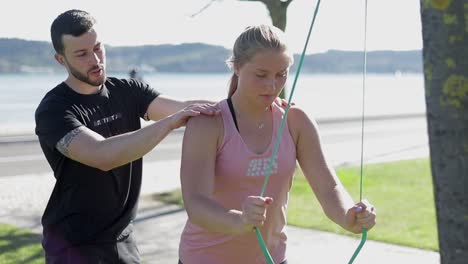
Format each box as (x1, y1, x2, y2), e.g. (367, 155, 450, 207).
(90, 52, 101, 64)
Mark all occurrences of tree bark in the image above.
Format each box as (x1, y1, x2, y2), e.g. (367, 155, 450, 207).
(242, 0, 293, 30)
(420, 1, 468, 263)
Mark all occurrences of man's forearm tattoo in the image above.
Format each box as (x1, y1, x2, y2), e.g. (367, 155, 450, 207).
(56, 127, 84, 157)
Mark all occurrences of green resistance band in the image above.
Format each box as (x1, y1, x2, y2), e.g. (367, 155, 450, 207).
(254, 1, 322, 263)
(348, 228, 368, 264)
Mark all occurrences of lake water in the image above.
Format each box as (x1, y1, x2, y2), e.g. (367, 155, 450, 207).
(0, 72, 426, 135)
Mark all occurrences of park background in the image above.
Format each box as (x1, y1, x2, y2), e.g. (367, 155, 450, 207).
(1, 1, 450, 263)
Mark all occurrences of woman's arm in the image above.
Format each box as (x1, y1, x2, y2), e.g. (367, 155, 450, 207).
(181, 114, 271, 235)
(289, 107, 376, 233)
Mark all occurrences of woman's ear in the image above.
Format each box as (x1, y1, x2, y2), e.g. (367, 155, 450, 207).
(233, 64, 240, 76)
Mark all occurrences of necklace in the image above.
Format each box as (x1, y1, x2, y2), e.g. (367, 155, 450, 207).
(227, 97, 267, 131)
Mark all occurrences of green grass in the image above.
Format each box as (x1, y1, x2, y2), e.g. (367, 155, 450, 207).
(288, 158, 439, 251)
(151, 188, 184, 205)
(0, 223, 44, 264)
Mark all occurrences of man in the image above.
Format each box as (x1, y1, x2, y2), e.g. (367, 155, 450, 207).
(35, 9, 218, 263)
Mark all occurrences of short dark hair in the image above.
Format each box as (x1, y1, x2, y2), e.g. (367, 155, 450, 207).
(50, 9, 96, 54)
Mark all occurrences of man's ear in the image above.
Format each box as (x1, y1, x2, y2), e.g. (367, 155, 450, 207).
(54, 53, 65, 66)
(233, 64, 240, 76)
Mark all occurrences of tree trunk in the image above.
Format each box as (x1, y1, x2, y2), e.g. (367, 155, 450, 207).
(262, 0, 289, 31)
(244, 0, 292, 31)
(420, 1, 468, 263)
(263, 0, 291, 99)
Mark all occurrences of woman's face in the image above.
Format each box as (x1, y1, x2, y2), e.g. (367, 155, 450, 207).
(235, 49, 291, 107)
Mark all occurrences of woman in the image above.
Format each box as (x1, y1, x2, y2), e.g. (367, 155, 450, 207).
(178, 25, 376, 264)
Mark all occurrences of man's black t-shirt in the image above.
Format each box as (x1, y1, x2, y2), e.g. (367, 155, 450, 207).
(35, 77, 159, 253)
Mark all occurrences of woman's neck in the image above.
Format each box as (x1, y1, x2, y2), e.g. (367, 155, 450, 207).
(230, 93, 270, 121)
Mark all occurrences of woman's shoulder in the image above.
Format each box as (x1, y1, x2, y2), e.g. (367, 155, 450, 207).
(285, 105, 320, 139)
(272, 99, 311, 122)
(186, 110, 223, 134)
(184, 111, 224, 150)
(286, 105, 313, 123)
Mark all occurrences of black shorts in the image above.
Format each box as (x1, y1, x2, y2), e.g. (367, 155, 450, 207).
(45, 229, 140, 264)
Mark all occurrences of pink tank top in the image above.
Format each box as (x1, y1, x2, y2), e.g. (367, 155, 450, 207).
(179, 99, 297, 264)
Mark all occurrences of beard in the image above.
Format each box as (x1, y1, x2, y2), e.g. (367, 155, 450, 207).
(66, 60, 106, 87)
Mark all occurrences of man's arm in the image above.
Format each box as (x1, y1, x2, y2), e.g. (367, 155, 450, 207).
(145, 95, 216, 121)
(56, 104, 217, 171)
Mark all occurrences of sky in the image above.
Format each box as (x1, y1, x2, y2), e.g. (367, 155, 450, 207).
(0, 0, 423, 54)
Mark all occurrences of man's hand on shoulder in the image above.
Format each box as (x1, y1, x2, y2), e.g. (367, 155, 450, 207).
(145, 96, 219, 122)
(168, 103, 220, 130)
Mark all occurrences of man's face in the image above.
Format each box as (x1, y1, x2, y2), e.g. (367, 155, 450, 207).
(59, 29, 106, 86)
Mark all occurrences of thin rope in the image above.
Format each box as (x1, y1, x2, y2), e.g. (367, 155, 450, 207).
(358, 0, 368, 203)
(255, 1, 322, 263)
(348, 0, 369, 263)
(260, 1, 321, 197)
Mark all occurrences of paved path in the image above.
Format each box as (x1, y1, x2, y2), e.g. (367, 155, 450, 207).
(135, 198, 439, 264)
(0, 115, 440, 263)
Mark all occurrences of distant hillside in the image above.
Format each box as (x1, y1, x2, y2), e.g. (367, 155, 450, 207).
(106, 43, 230, 73)
(296, 49, 422, 73)
(0, 38, 422, 74)
(0, 38, 57, 73)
